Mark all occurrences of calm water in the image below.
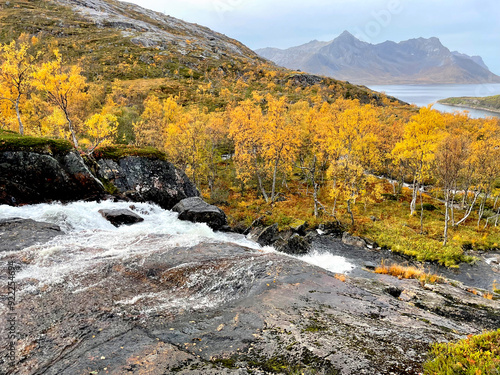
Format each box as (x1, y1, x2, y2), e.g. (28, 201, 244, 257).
(368, 83, 500, 119)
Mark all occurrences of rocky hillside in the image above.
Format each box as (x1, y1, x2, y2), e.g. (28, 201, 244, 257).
(257, 31, 500, 85)
(0, 0, 402, 110)
(0, 0, 263, 81)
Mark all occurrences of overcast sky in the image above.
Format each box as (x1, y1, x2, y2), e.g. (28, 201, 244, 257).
(126, 0, 500, 75)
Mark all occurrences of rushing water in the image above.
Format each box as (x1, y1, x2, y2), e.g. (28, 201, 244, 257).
(0, 201, 355, 296)
(368, 83, 500, 119)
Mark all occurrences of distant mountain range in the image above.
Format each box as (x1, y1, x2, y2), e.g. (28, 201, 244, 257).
(256, 31, 500, 85)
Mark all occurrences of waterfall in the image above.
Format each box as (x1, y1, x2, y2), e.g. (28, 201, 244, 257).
(0, 201, 355, 313)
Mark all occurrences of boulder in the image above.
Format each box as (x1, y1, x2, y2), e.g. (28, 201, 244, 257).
(96, 157, 199, 209)
(317, 221, 343, 236)
(275, 233, 311, 255)
(290, 220, 308, 236)
(172, 197, 227, 230)
(0, 218, 62, 251)
(0, 150, 104, 206)
(342, 232, 379, 249)
(98, 209, 144, 227)
(254, 223, 279, 247)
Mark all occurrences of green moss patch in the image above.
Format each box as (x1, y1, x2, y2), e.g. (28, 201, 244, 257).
(0, 130, 73, 155)
(93, 145, 167, 161)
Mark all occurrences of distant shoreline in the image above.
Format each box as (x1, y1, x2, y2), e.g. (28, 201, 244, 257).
(437, 101, 500, 115)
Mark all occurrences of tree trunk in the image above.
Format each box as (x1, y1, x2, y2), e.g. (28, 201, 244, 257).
(257, 173, 269, 203)
(477, 192, 489, 228)
(410, 177, 419, 216)
(271, 153, 281, 203)
(15, 96, 24, 135)
(347, 199, 354, 226)
(419, 188, 424, 234)
(455, 190, 480, 227)
(313, 182, 319, 217)
(443, 189, 450, 246)
(65, 112, 78, 148)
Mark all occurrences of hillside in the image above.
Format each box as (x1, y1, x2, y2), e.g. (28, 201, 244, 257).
(256, 31, 500, 85)
(0, 0, 398, 110)
(438, 94, 500, 114)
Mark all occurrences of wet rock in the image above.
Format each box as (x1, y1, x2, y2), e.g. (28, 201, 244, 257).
(0, 218, 62, 251)
(254, 223, 279, 246)
(98, 209, 144, 227)
(317, 221, 343, 236)
(341, 232, 379, 249)
(96, 156, 199, 209)
(242, 216, 264, 235)
(364, 261, 378, 270)
(385, 286, 403, 298)
(290, 220, 308, 236)
(342, 232, 367, 248)
(275, 233, 311, 255)
(0, 150, 104, 206)
(172, 197, 227, 230)
(2, 235, 499, 375)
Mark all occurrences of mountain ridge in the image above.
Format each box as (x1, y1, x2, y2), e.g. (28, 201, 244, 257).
(256, 31, 500, 85)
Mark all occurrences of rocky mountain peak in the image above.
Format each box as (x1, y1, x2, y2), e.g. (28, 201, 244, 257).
(256, 32, 500, 85)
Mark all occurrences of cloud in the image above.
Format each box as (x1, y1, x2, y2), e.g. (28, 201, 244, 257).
(127, 0, 500, 74)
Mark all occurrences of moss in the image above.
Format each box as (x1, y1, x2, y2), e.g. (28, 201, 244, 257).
(210, 357, 238, 369)
(100, 179, 120, 195)
(0, 130, 74, 155)
(92, 145, 167, 161)
(302, 317, 328, 333)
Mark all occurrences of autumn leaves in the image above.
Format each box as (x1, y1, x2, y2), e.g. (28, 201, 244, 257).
(0, 35, 118, 153)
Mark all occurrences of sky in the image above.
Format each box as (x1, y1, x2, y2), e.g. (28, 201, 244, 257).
(126, 0, 500, 75)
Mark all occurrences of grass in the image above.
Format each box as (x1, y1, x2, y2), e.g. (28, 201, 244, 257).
(375, 262, 443, 284)
(424, 329, 500, 374)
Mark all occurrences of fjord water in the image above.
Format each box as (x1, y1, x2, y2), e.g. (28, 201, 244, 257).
(369, 83, 500, 118)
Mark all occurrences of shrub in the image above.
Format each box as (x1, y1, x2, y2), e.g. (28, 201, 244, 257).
(424, 329, 500, 374)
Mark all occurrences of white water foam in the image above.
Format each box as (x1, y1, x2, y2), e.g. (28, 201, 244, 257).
(295, 250, 355, 274)
(0, 201, 355, 301)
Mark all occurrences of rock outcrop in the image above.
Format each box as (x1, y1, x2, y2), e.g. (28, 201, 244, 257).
(0, 218, 62, 252)
(0, 150, 104, 206)
(96, 156, 199, 209)
(172, 196, 228, 230)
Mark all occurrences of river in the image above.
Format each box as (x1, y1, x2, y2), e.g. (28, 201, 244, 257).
(0, 201, 355, 298)
(368, 83, 500, 119)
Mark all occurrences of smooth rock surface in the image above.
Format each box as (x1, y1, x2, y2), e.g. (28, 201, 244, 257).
(1, 234, 498, 375)
(172, 196, 228, 230)
(0, 218, 62, 252)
